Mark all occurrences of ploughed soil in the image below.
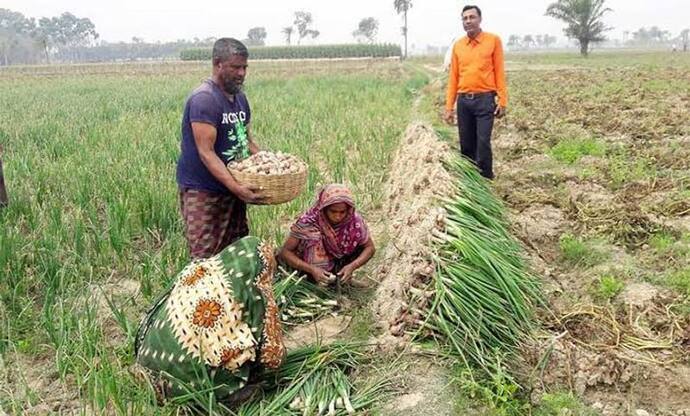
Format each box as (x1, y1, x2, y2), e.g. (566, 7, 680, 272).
(494, 123, 690, 415)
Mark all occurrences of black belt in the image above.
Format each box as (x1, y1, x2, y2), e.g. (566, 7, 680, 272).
(458, 91, 495, 99)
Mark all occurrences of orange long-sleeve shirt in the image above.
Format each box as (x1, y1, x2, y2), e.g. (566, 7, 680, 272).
(445, 31, 507, 111)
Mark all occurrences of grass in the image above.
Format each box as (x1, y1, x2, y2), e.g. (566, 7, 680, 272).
(505, 49, 690, 69)
(666, 267, 690, 297)
(558, 233, 608, 267)
(533, 392, 598, 416)
(606, 149, 657, 189)
(549, 136, 606, 164)
(648, 231, 676, 253)
(344, 292, 378, 341)
(593, 274, 625, 301)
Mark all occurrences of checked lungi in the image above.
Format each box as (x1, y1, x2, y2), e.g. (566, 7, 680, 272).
(179, 187, 248, 259)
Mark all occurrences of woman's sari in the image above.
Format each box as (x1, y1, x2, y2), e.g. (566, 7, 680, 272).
(134, 236, 285, 402)
(289, 184, 369, 272)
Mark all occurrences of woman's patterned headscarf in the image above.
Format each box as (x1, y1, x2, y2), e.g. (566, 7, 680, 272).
(290, 184, 369, 265)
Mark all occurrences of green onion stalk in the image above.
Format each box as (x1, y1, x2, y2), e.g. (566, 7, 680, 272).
(422, 156, 543, 380)
(274, 268, 339, 325)
(235, 342, 389, 415)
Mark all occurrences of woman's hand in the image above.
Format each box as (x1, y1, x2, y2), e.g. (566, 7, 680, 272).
(338, 264, 356, 283)
(311, 267, 335, 286)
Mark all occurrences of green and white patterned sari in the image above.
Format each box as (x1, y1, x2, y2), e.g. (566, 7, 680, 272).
(134, 236, 285, 402)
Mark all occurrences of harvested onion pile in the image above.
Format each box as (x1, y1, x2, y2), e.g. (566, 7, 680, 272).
(227, 151, 304, 175)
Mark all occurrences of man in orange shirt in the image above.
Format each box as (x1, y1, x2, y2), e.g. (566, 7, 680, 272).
(443, 5, 507, 180)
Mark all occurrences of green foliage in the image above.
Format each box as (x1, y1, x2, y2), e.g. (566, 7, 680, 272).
(180, 43, 401, 60)
(606, 149, 656, 189)
(559, 233, 589, 263)
(594, 274, 625, 300)
(559, 233, 607, 267)
(404, 66, 430, 96)
(534, 392, 598, 416)
(648, 232, 675, 252)
(667, 267, 690, 297)
(549, 137, 606, 164)
(451, 360, 528, 416)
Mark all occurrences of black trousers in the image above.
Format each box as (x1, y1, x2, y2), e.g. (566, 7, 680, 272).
(0, 157, 7, 207)
(456, 92, 496, 179)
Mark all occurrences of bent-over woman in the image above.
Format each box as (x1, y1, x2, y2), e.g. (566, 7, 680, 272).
(133, 236, 285, 405)
(278, 184, 375, 286)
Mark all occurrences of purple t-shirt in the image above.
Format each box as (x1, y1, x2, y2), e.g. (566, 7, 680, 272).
(176, 79, 251, 195)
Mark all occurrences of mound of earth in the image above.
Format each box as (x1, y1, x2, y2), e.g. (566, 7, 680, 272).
(371, 122, 453, 344)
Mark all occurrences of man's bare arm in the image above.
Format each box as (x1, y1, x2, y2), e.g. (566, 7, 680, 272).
(191, 122, 264, 203)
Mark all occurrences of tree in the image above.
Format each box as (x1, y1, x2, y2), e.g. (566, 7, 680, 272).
(245, 26, 267, 47)
(545, 0, 612, 56)
(33, 17, 58, 63)
(352, 17, 378, 43)
(543, 34, 557, 48)
(535, 34, 544, 47)
(522, 34, 535, 49)
(0, 8, 38, 65)
(647, 26, 669, 43)
(507, 34, 521, 49)
(681, 29, 689, 52)
(293, 11, 319, 45)
(35, 12, 98, 61)
(632, 26, 671, 46)
(393, 0, 412, 59)
(632, 27, 649, 44)
(53, 12, 98, 48)
(282, 26, 293, 45)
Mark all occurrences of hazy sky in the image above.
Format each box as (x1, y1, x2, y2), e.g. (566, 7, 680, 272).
(4, 0, 689, 48)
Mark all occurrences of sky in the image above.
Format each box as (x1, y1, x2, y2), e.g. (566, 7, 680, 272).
(3, 0, 689, 49)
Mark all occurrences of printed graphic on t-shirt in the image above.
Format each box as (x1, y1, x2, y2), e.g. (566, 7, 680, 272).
(221, 111, 249, 161)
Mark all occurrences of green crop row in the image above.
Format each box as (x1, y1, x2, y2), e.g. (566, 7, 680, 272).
(180, 43, 401, 61)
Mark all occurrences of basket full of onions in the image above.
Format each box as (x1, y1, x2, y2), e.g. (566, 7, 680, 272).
(227, 151, 308, 204)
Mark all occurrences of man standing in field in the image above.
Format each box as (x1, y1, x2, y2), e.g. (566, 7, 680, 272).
(443, 5, 507, 180)
(176, 38, 264, 259)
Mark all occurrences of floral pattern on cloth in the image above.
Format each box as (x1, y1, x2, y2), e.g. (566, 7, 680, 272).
(289, 184, 369, 272)
(167, 256, 257, 371)
(134, 236, 284, 401)
(255, 242, 285, 369)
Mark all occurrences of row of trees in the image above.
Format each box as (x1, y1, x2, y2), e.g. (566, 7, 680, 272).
(222, 2, 411, 55)
(507, 34, 558, 49)
(0, 7, 406, 65)
(0, 8, 98, 65)
(545, 0, 688, 55)
(626, 27, 690, 50)
(252, 16, 381, 47)
(6, 0, 687, 64)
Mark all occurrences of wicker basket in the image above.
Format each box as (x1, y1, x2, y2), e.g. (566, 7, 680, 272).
(228, 162, 308, 205)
